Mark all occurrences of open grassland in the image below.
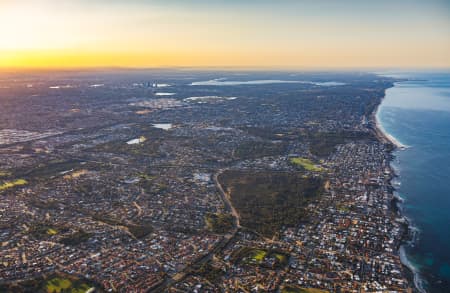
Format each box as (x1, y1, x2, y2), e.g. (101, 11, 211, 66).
(0, 170, 11, 177)
(47, 228, 58, 235)
(44, 276, 92, 293)
(251, 249, 267, 262)
(290, 157, 324, 172)
(232, 247, 289, 269)
(0, 178, 27, 191)
(0, 274, 96, 293)
(282, 286, 329, 293)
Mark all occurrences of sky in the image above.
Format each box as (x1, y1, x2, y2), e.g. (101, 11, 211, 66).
(0, 0, 449, 69)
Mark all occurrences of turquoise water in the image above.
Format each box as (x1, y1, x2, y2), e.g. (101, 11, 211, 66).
(377, 72, 450, 292)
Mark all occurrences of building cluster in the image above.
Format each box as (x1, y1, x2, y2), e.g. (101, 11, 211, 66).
(0, 72, 411, 292)
(170, 142, 410, 292)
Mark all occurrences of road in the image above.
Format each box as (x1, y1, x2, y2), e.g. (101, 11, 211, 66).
(149, 169, 240, 292)
(213, 169, 241, 228)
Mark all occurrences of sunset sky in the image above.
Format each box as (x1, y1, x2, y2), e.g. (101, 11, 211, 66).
(0, 0, 449, 69)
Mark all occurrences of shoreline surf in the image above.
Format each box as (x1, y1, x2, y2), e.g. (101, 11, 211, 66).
(375, 85, 426, 293)
(374, 106, 409, 149)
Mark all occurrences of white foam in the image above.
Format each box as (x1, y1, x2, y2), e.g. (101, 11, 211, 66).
(375, 112, 410, 149)
(399, 246, 427, 293)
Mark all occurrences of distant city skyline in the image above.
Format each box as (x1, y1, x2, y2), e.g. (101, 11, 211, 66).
(1, 0, 449, 69)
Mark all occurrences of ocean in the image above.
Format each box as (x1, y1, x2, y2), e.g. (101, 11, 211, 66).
(376, 71, 450, 292)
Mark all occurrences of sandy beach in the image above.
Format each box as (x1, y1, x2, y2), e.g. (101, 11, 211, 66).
(371, 103, 408, 149)
(376, 115, 408, 149)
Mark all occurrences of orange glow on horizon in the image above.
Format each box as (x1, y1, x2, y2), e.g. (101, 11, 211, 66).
(2, 48, 449, 70)
(0, 1, 449, 69)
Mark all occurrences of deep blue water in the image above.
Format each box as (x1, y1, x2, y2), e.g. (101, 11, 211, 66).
(376, 71, 450, 292)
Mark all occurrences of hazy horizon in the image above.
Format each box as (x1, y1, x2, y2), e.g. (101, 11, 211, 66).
(0, 66, 449, 74)
(1, 0, 449, 69)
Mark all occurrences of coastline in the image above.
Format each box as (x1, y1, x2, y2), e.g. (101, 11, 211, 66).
(373, 102, 408, 149)
(372, 89, 424, 293)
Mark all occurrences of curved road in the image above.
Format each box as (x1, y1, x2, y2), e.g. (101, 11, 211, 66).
(150, 169, 239, 292)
